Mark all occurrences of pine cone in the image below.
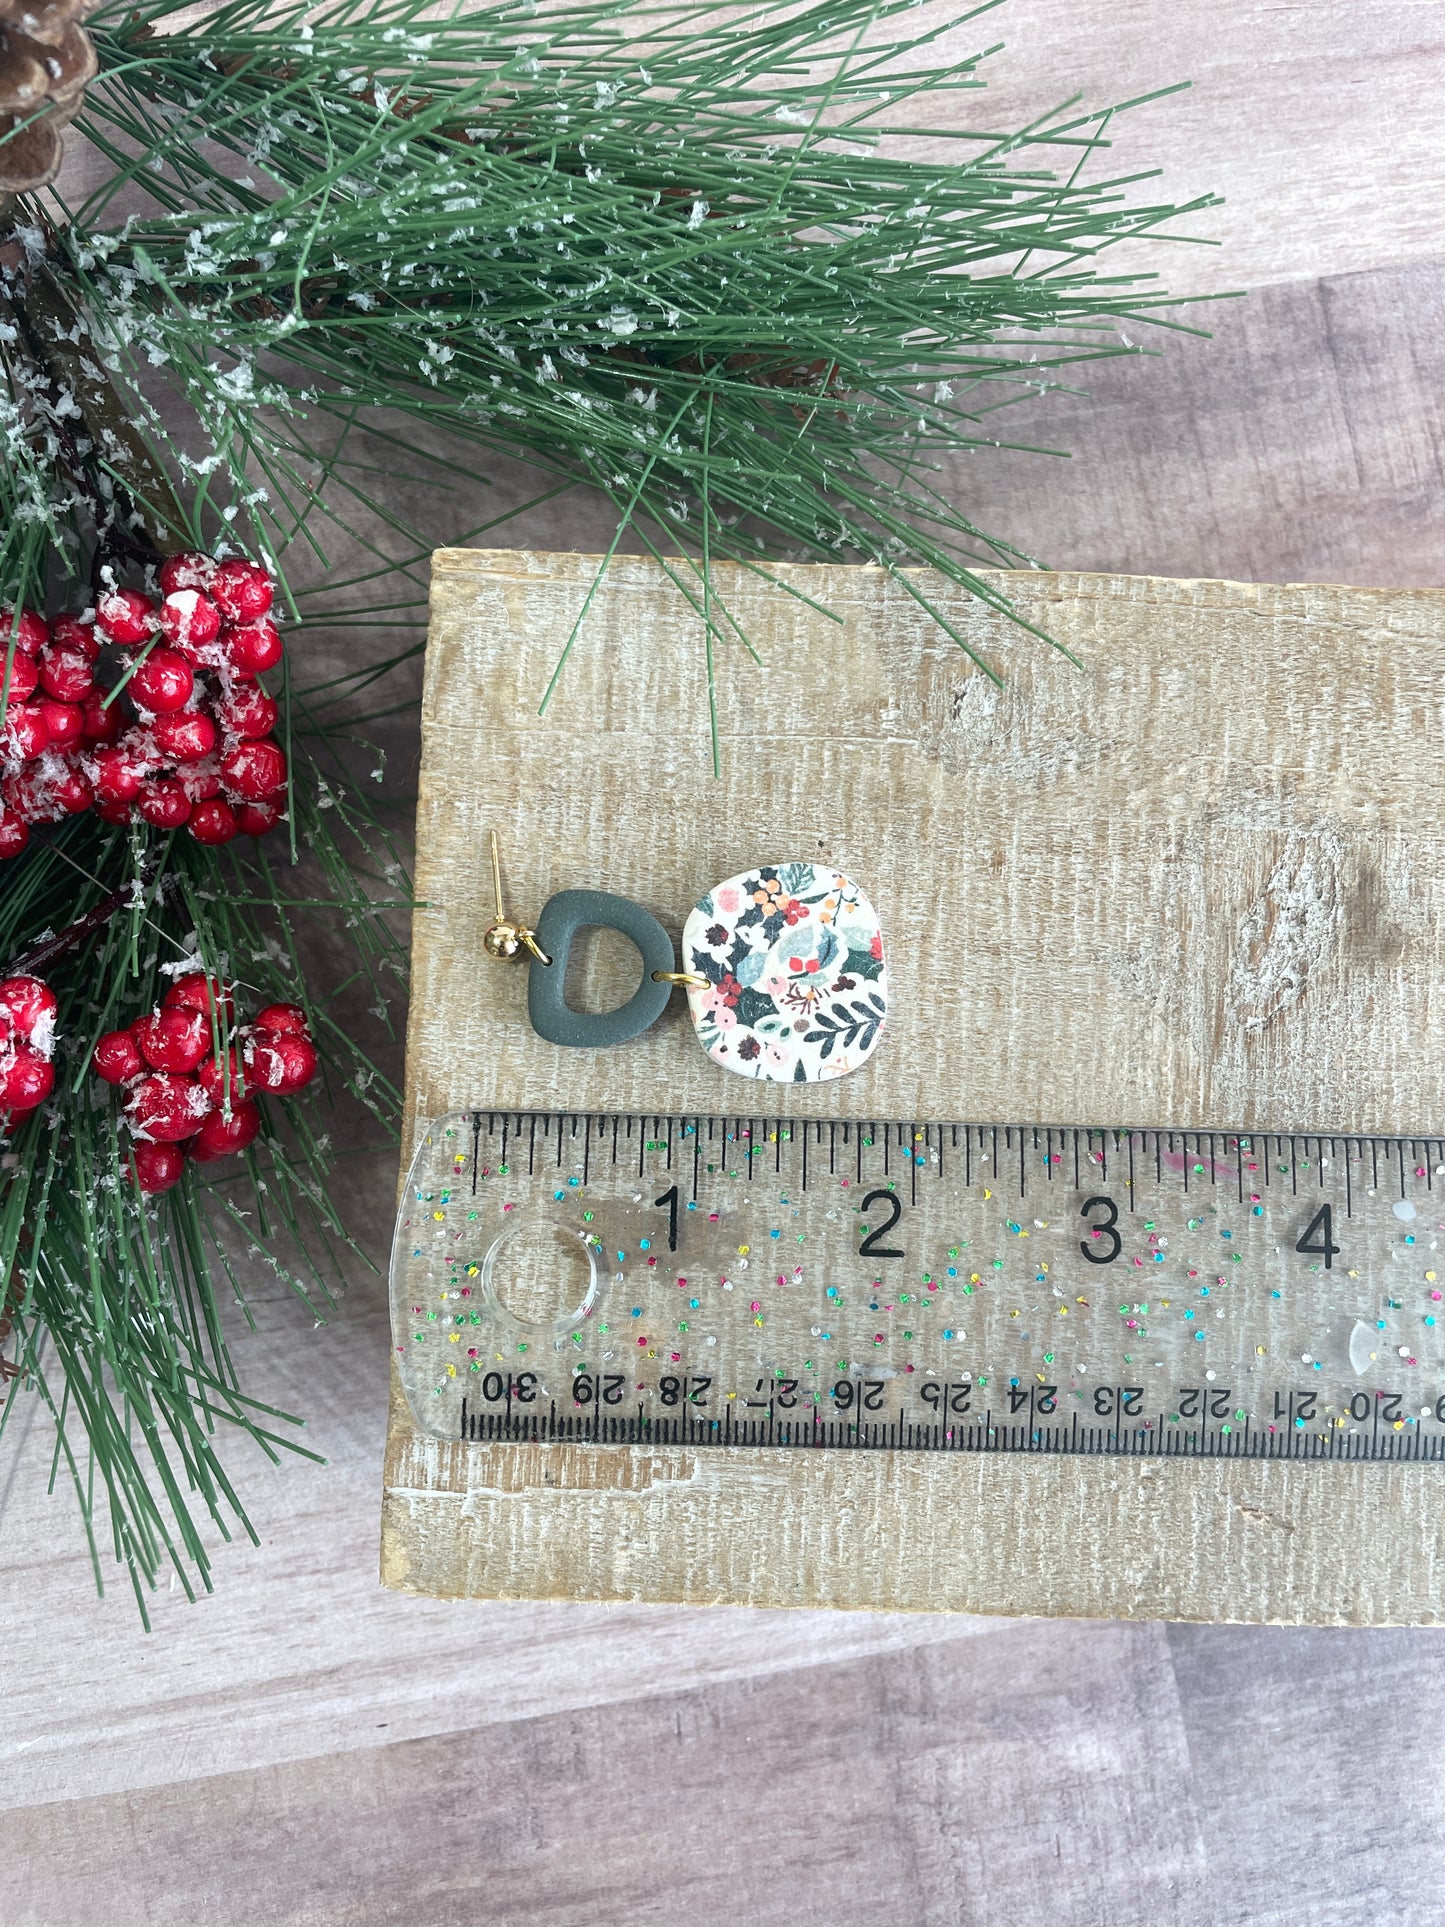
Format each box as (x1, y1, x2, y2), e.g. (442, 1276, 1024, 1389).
(0, 0, 96, 195)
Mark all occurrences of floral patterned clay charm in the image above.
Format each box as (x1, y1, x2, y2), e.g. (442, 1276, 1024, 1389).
(681, 864, 887, 1082)
(484, 835, 890, 1081)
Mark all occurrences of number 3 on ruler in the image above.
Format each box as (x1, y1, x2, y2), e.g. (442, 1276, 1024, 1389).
(1079, 1196, 1121, 1264)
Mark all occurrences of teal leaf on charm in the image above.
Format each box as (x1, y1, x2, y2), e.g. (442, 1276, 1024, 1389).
(734, 948, 769, 988)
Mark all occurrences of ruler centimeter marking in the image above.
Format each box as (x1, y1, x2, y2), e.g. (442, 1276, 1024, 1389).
(391, 1114, 1445, 1462)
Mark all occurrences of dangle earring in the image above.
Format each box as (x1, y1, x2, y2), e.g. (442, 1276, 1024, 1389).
(484, 833, 888, 1084)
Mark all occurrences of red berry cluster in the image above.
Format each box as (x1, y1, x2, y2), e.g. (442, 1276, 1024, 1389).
(0, 974, 57, 1129)
(93, 973, 318, 1195)
(1, 554, 288, 861)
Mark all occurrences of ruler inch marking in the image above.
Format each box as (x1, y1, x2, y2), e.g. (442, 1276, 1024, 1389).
(397, 1112, 1445, 1468)
(1127, 1131, 1136, 1212)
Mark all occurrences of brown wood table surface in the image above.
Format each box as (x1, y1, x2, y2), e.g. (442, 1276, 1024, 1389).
(6, 6, 1445, 1921)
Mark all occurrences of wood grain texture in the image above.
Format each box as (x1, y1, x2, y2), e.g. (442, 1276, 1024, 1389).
(10, 1621, 1206, 1927)
(1168, 1623, 1445, 1927)
(384, 551, 1445, 1623)
(956, 261, 1445, 591)
(408, 557, 1443, 1134)
(912, 0, 1445, 301)
(385, 1384, 1445, 1623)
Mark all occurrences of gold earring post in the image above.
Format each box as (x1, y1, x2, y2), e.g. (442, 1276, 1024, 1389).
(482, 830, 551, 965)
(489, 827, 506, 927)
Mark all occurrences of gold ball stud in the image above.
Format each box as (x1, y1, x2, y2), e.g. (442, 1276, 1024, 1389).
(483, 921, 522, 961)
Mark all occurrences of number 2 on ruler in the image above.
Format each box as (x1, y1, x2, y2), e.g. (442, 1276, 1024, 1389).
(858, 1188, 904, 1259)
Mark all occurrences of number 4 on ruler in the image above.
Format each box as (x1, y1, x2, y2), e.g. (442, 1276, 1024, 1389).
(1296, 1204, 1341, 1270)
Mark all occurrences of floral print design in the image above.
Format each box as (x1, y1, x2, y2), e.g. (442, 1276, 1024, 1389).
(682, 864, 887, 1082)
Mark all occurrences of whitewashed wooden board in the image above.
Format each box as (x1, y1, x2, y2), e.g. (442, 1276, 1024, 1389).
(383, 550, 1445, 1623)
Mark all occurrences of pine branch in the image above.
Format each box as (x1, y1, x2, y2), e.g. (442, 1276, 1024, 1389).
(43, 0, 1222, 705)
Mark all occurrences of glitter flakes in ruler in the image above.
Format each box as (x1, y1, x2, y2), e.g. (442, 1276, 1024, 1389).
(390, 1115, 1445, 1461)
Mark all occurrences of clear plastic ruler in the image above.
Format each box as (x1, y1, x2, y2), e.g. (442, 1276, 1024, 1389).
(391, 1113, 1445, 1461)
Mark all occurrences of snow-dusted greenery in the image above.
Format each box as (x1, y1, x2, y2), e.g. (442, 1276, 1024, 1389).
(0, 0, 1212, 1612)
